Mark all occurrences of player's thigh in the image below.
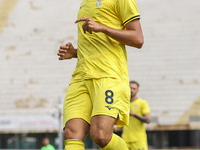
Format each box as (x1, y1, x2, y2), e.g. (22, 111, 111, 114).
(89, 78, 130, 126)
(63, 81, 92, 129)
(90, 115, 117, 136)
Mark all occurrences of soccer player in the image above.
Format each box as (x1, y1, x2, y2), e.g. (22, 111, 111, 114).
(57, 0, 143, 149)
(41, 138, 55, 150)
(122, 81, 151, 150)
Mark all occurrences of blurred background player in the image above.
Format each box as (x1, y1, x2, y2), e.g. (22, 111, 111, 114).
(121, 80, 151, 150)
(41, 138, 55, 150)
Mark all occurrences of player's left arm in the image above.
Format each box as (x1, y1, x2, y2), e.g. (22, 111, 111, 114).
(132, 113, 151, 124)
(75, 17, 143, 49)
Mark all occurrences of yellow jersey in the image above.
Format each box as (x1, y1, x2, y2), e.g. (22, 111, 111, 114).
(122, 98, 150, 142)
(70, 0, 140, 85)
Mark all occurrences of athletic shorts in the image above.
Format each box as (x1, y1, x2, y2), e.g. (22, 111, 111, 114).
(63, 78, 130, 129)
(125, 141, 148, 150)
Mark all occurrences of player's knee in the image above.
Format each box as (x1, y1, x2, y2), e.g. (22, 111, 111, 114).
(90, 129, 110, 148)
(64, 127, 86, 141)
(64, 127, 74, 140)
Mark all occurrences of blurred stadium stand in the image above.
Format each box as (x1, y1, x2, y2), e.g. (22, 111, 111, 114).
(0, 0, 200, 149)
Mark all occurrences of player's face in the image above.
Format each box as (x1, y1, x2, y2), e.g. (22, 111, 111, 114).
(130, 83, 139, 98)
(43, 139, 49, 146)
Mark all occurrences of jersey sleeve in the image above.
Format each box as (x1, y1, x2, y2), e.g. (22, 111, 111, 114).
(142, 100, 150, 115)
(115, 0, 140, 26)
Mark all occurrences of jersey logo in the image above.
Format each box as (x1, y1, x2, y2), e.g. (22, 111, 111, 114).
(96, 0, 102, 7)
(105, 106, 114, 110)
(135, 105, 138, 109)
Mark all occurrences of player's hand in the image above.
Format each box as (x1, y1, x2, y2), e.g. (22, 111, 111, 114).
(57, 42, 76, 60)
(130, 109, 135, 116)
(75, 16, 104, 34)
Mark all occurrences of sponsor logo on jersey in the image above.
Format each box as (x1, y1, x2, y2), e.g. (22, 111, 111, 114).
(96, 0, 102, 7)
(135, 105, 138, 109)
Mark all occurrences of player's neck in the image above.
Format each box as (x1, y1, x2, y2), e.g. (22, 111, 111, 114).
(130, 96, 138, 102)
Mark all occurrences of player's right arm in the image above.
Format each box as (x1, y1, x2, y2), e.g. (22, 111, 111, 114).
(75, 17, 143, 48)
(57, 42, 77, 60)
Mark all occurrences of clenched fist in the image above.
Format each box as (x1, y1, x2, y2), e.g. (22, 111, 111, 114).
(57, 42, 77, 60)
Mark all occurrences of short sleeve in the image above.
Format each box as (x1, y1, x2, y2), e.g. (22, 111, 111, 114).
(115, 0, 140, 26)
(142, 100, 150, 115)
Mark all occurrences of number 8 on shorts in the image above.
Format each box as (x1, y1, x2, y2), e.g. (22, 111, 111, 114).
(105, 90, 114, 104)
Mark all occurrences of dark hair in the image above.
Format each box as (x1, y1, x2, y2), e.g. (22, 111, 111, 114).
(43, 137, 49, 140)
(129, 80, 139, 88)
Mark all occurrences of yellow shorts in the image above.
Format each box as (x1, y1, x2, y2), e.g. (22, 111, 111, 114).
(63, 78, 130, 129)
(126, 141, 148, 150)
